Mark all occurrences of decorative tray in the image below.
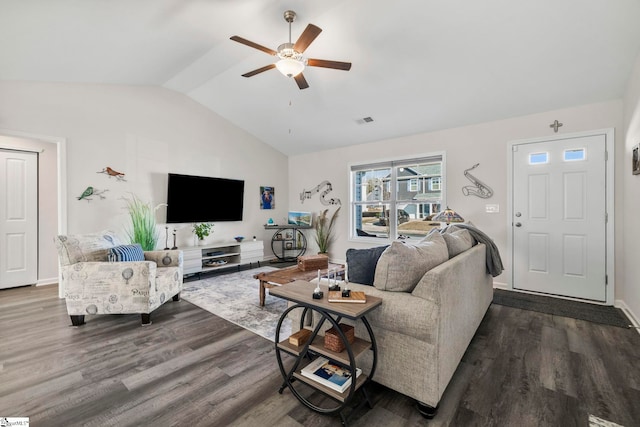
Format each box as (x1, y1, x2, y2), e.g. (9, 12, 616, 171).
(204, 259, 228, 267)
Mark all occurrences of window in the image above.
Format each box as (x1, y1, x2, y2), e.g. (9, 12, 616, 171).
(430, 177, 441, 191)
(351, 154, 444, 240)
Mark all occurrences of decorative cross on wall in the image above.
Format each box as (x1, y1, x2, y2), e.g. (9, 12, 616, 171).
(549, 119, 563, 133)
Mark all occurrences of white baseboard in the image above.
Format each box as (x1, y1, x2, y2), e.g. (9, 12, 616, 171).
(36, 278, 58, 286)
(493, 281, 509, 290)
(614, 299, 640, 334)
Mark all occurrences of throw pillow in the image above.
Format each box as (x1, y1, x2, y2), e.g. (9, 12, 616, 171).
(373, 233, 448, 292)
(442, 228, 474, 258)
(346, 245, 389, 285)
(108, 244, 145, 262)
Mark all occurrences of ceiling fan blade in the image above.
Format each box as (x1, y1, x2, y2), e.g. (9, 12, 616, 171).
(307, 58, 352, 71)
(241, 64, 276, 77)
(294, 73, 309, 90)
(230, 36, 277, 56)
(293, 24, 322, 53)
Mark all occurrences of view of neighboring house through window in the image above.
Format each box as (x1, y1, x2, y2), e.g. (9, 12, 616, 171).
(350, 154, 444, 240)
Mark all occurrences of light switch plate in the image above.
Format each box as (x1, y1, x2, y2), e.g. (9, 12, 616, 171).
(485, 204, 499, 213)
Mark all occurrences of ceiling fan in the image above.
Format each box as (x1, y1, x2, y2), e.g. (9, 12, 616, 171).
(230, 10, 352, 90)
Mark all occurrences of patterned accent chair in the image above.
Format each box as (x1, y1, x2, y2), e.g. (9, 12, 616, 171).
(54, 231, 183, 326)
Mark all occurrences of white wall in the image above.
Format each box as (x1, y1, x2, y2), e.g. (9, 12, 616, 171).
(0, 134, 58, 283)
(289, 100, 624, 295)
(0, 81, 288, 277)
(622, 51, 640, 323)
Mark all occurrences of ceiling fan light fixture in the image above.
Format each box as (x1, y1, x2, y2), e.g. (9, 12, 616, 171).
(276, 57, 305, 78)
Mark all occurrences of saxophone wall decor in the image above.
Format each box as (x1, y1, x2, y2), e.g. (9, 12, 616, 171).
(462, 163, 494, 198)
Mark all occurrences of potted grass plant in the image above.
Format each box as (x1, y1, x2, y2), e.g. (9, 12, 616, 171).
(314, 207, 340, 254)
(123, 195, 164, 251)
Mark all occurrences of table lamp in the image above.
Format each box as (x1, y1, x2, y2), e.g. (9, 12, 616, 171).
(432, 207, 464, 225)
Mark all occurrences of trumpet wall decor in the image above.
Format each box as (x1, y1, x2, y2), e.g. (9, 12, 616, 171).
(462, 163, 494, 199)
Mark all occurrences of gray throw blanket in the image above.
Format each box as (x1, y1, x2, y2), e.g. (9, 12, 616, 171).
(440, 223, 504, 277)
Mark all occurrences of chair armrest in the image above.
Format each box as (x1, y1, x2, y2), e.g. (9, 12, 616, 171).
(144, 250, 183, 267)
(60, 261, 158, 297)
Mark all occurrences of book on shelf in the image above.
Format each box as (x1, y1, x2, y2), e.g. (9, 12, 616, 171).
(300, 357, 362, 393)
(328, 290, 366, 303)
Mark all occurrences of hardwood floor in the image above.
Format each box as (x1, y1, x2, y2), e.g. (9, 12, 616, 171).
(1, 284, 639, 427)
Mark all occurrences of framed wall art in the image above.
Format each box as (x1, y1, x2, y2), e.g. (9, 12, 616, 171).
(260, 186, 274, 209)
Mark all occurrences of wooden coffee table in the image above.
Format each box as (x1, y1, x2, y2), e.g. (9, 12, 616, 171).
(255, 263, 345, 306)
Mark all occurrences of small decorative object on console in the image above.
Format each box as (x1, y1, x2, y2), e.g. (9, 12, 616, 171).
(328, 291, 366, 304)
(327, 269, 340, 291)
(298, 254, 328, 271)
(289, 329, 312, 347)
(313, 270, 324, 299)
(324, 323, 355, 353)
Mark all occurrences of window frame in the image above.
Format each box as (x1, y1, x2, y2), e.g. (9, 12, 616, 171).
(349, 151, 446, 242)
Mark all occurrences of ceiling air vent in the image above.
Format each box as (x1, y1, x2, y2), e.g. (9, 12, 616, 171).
(356, 116, 374, 124)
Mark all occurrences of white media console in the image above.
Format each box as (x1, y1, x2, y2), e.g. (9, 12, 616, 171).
(182, 240, 264, 276)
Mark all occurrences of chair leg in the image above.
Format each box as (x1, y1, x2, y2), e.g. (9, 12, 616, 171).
(172, 292, 180, 302)
(417, 402, 438, 419)
(141, 313, 152, 325)
(70, 315, 85, 326)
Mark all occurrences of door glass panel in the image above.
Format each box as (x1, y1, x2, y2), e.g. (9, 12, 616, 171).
(529, 152, 548, 164)
(564, 148, 585, 161)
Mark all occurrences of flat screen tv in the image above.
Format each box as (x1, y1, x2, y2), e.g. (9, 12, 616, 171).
(166, 173, 244, 223)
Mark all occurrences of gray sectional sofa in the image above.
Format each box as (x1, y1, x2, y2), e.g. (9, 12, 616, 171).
(290, 228, 495, 415)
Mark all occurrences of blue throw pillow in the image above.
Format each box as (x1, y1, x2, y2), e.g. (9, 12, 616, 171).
(108, 244, 145, 262)
(346, 245, 389, 286)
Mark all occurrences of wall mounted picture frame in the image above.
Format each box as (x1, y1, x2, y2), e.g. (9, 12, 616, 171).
(260, 186, 274, 209)
(633, 144, 640, 175)
(288, 211, 312, 227)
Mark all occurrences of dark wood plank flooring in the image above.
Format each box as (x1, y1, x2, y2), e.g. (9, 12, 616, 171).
(1, 284, 639, 427)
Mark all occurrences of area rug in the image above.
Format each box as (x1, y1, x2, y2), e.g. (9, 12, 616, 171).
(181, 267, 291, 342)
(493, 289, 630, 328)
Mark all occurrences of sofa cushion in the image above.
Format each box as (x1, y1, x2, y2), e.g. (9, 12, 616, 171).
(109, 244, 145, 262)
(442, 229, 474, 258)
(346, 245, 389, 285)
(373, 233, 448, 292)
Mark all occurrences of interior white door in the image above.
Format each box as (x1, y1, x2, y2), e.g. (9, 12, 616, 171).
(0, 149, 38, 288)
(512, 134, 607, 301)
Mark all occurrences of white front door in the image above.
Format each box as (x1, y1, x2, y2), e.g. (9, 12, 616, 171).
(511, 134, 607, 301)
(0, 149, 38, 288)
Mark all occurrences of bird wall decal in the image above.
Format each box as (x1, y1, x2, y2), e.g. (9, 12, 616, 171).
(97, 166, 126, 181)
(77, 186, 108, 201)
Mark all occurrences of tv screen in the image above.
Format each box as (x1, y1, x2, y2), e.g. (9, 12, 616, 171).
(166, 173, 244, 223)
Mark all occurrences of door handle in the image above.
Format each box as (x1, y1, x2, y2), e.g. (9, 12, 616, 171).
(515, 222, 522, 227)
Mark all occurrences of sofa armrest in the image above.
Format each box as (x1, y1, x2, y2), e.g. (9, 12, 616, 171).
(144, 250, 183, 268)
(411, 243, 493, 399)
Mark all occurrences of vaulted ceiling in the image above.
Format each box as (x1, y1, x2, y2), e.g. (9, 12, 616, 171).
(2, 0, 640, 155)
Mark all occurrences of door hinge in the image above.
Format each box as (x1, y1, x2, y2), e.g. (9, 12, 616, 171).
(605, 150, 608, 161)
(605, 212, 608, 223)
(605, 274, 608, 285)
